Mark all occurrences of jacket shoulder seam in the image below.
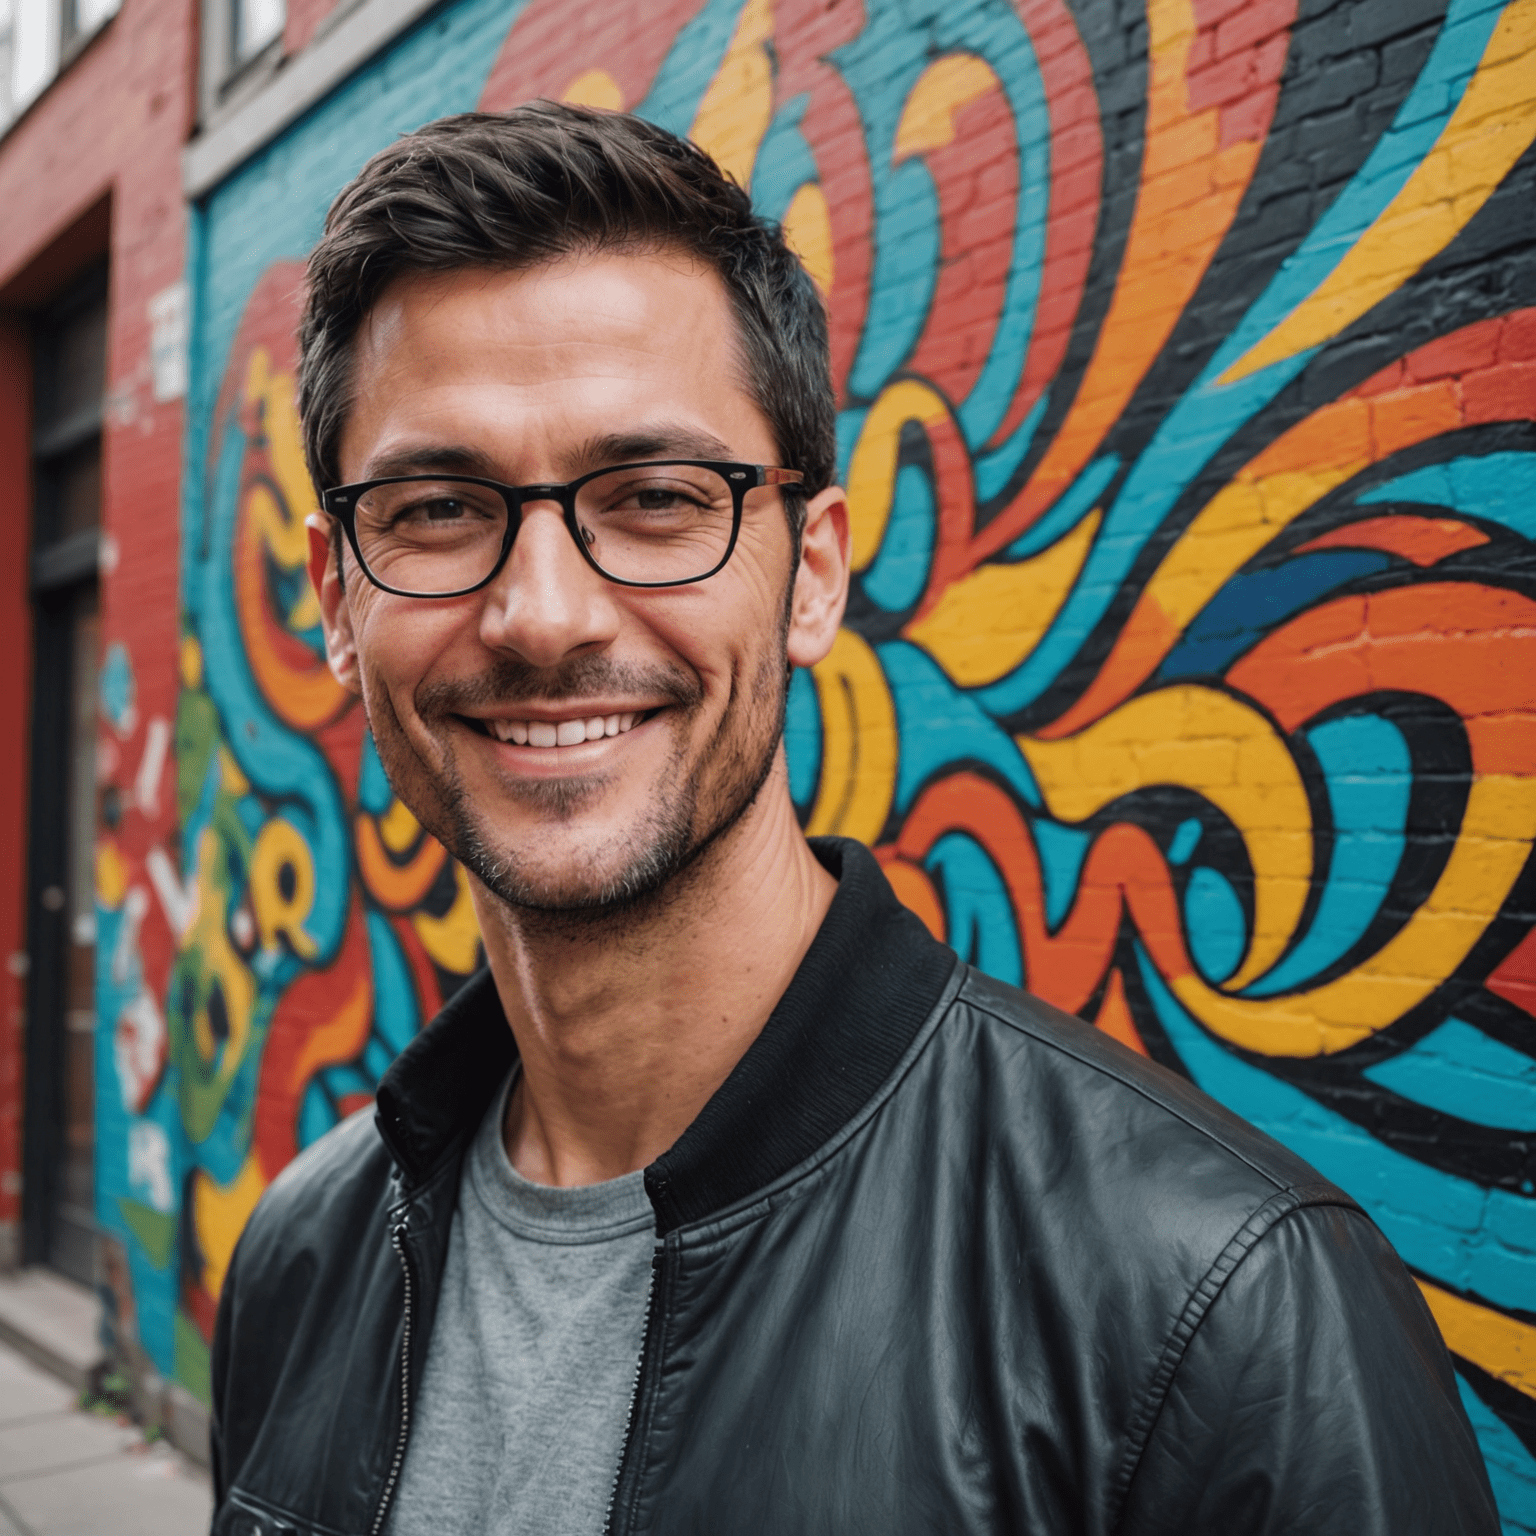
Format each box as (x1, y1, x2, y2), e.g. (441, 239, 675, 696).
(1109, 1188, 1294, 1519)
(959, 979, 1371, 1525)
(959, 977, 1329, 1195)
(1107, 1179, 1365, 1521)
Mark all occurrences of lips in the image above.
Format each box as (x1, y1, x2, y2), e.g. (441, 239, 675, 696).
(464, 710, 654, 747)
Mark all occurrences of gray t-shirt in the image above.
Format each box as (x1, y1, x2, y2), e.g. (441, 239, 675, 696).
(385, 1074, 656, 1536)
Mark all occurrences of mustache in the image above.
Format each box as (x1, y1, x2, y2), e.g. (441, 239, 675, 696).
(416, 653, 704, 717)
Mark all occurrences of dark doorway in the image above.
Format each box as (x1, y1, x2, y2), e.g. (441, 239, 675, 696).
(23, 264, 106, 1284)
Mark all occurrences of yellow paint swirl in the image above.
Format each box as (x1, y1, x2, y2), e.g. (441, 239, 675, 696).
(805, 628, 897, 843)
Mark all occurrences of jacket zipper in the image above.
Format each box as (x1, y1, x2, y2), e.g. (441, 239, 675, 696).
(369, 1218, 416, 1536)
(602, 1251, 660, 1536)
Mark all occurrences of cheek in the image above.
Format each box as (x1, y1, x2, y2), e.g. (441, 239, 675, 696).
(729, 550, 789, 613)
(354, 600, 471, 701)
(632, 565, 781, 687)
(722, 547, 794, 678)
(689, 532, 791, 647)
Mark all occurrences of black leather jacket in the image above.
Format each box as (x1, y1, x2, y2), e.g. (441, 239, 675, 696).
(211, 838, 1497, 1535)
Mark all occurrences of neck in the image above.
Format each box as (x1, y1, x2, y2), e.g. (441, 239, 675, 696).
(471, 759, 836, 1186)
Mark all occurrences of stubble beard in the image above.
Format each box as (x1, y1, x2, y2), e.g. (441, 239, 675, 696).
(361, 638, 790, 933)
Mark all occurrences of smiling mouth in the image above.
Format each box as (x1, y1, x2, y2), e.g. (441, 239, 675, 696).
(461, 709, 662, 747)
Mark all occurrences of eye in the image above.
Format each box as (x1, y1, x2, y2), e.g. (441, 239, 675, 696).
(604, 481, 704, 514)
(407, 497, 469, 523)
(385, 491, 502, 530)
(595, 476, 720, 518)
(575, 467, 732, 542)
(631, 485, 699, 510)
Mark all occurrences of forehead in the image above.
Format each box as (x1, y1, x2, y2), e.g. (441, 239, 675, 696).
(339, 250, 771, 481)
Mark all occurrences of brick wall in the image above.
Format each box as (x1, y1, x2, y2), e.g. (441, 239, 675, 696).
(0, 0, 192, 1270)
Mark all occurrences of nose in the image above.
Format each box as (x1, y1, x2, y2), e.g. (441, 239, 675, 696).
(476, 499, 621, 668)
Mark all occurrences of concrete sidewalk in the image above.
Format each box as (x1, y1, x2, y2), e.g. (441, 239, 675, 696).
(0, 1339, 211, 1535)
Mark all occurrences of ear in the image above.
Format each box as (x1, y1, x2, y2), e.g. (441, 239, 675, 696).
(786, 485, 851, 670)
(306, 513, 363, 695)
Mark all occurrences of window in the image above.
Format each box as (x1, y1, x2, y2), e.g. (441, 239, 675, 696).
(0, 0, 120, 129)
(232, 0, 283, 64)
(198, 0, 284, 122)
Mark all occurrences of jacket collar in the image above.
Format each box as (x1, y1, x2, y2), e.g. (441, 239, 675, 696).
(375, 837, 959, 1231)
(375, 966, 515, 1189)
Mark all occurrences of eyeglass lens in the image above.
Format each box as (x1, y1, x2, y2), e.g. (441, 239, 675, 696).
(349, 464, 740, 594)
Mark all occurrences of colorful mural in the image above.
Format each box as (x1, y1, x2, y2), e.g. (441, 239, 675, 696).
(93, 0, 1536, 1521)
(95, 261, 486, 1399)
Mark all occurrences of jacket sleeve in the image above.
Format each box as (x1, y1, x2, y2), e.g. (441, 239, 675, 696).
(1120, 1201, 1501, 1536)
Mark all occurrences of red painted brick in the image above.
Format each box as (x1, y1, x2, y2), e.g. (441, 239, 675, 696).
(1405, 323, 1500, 383)
(1254, 32, 1290, 84)
(1215, 0, 1296, 59)
(1463, 359, 1536, 422)
(1052, 121, 1102, 173)
(1487, 926, 1536, 1020)
(1188, 50, 1256, 111)
(1218, 88, 1279, 150)
(1499, 307, 1536, 362)
(1192, 0, 1251, 28)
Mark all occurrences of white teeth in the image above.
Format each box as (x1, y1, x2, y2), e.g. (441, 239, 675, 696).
(488, 711, 647, 745)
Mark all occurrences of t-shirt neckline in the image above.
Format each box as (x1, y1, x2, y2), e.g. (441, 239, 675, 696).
(465, 1069, 656, 1246)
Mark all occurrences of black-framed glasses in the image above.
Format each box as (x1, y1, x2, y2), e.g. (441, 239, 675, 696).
(321, 460, 806, 598)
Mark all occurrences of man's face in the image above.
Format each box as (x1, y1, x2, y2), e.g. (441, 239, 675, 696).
(314, 251, 838, 915)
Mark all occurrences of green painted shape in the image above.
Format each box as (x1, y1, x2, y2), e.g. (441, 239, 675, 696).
(174, 1309, 212, 1407)
(117, 1198, 176, 1270)
(175, 687, 220, 829)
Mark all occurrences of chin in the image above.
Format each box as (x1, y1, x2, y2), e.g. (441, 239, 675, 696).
(449, 796, 703, 918)
(491, 773, 615, 823)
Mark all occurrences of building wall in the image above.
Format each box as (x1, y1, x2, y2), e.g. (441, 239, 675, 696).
(94, 0, 1536, 1520)
(0, 0, 193, 1270)
(0, 316, 33, 1271)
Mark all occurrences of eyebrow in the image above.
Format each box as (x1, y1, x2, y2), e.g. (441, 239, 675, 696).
(356, 425, 741, 486)
(575, 426, 737, 468)
(359, 444, 504, 481)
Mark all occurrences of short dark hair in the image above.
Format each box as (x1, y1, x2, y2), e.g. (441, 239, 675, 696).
(298, 102, 835, 547)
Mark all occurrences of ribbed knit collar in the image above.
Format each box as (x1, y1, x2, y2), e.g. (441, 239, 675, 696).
(375, 837, 960, 1233)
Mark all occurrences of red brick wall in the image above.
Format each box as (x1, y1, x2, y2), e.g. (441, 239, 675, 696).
(0, 0, 195, 1262)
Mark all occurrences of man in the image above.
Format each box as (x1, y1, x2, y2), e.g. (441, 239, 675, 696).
(210, 104, 1497, 1536)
